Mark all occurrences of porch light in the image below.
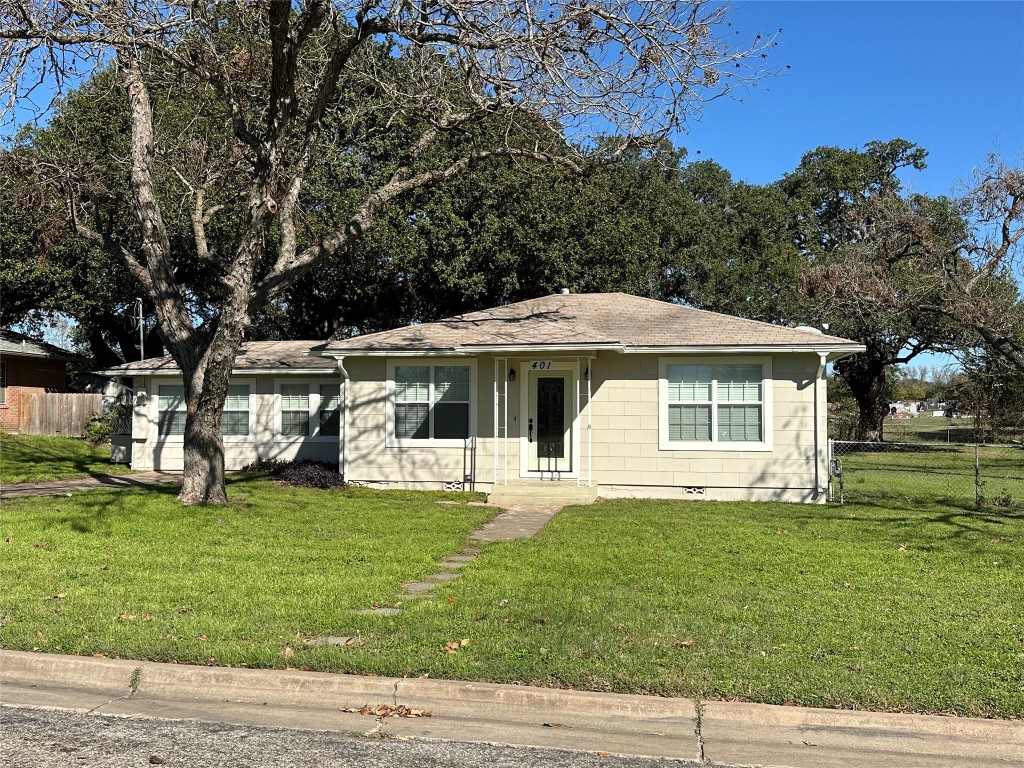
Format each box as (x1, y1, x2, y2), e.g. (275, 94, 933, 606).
(508, 368, 516, 382)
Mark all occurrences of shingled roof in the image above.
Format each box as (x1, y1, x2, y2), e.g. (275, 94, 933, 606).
(1, 328, 84, 361)
(323, 293, 860, 354)
(97, 340, 334, 376)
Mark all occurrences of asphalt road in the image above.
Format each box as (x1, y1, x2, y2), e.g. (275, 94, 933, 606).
(1, 706, 712, 768)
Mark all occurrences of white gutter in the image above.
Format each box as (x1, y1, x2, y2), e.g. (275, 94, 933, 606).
(624, 344, 866, 356)
(319, 343, 866, 358)
(813, 352, 828, 500)
(337, 356, 350, 482)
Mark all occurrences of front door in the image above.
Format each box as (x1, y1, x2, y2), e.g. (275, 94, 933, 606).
(526, 369, 573, 475)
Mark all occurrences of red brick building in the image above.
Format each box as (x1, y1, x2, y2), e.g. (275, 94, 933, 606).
(0, 330, 83, 433)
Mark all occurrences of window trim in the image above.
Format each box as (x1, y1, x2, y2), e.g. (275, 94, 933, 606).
(273, 378, 341, 443)
(658, 356, 773, 452)
(0, 360, 7, 405)
(221, 383, 253, 440)
(386, 358, 477, 448)
(152, 379, 255, 443)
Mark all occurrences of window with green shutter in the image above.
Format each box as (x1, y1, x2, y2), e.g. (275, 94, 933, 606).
(319, 383, 341, 437)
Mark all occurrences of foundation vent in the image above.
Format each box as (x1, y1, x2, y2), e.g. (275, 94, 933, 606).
(682, 486, 707, 496)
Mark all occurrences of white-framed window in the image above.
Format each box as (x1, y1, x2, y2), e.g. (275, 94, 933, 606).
(156, 382, 253, 440)
(387, 360, 475, 447)
(280, 383, 310, 436)
(157, 385, 186, 437)
(222, 385, 250, 437)
(274, 380, 342, 441)
(658, 357, 772, 451)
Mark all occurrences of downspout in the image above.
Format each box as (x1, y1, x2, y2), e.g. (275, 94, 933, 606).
(337, 356, 350, 481)
(814, 353, 828, 500)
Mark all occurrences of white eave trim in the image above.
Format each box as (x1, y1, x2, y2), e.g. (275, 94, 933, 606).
(624, 344, 866, 355)
(94, 367, 337, 377)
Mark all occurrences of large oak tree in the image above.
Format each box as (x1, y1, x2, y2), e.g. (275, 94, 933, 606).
(1, 1, 776, 502)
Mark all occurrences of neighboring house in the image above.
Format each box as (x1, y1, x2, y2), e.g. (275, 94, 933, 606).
(101, 293, 864, 503)
(0, 329, 84, 433)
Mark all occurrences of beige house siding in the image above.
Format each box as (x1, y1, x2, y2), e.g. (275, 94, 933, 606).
(128, 350, 828, 502)
(130, 374, 339, 471)
(585, 351, 825, 502)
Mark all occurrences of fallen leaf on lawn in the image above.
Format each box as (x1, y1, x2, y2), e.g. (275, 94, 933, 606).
(542, 722, 567, 728)
(141, 615, 153, 622)
(674, 638, 697, 648)
(120, 613, 136, 621)
(443, 641, 460, 654)
(34, 541, 47, 549)
(447, 597, 458, 604)
(283, 646, 294, 658)
(34, 629, 43, 638)
(52, 592, 67, 600)
(4, 535, 12, 544)
(775, 529, 784, 535)
(992, 537, 1005, 543)
(460, 638, 470, 647)
(597, 751, 611, 757)
(897, 544, 908, 552)
(803, 741, 818, 747)
(196, 633, 208, 641)
(92, 653, 106, 658)
(340, 703, 433, 718)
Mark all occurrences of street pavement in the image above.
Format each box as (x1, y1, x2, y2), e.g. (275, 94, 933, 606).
(2, 705, 709, 768)
(2, 650, 1022, 768)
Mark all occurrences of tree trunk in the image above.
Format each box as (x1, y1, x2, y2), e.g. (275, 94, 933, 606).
(835, 352, 892, 442)
(175, 330, 244, 504)
(180, 399, 227, 504)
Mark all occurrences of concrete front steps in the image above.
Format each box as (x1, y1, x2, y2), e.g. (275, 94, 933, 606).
(487, 480, 598, 508)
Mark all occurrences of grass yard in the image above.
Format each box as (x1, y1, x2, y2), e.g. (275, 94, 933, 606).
(0, 478, 492, 666)
(835, 443, 1024, 507)
(2, 477, 1022, 717)
(0, 432, 134, 484)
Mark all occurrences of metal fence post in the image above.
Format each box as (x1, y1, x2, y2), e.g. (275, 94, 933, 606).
(975, 444, 982, 506)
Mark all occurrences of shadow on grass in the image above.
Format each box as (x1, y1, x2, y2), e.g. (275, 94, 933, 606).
(0, 433, 131, 484)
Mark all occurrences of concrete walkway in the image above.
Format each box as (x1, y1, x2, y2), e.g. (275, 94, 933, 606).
(2, 650, 1020, 767)
(367, 503, 563, 615)
(0, 471, 181, 500)
(470, 504, 563, 542)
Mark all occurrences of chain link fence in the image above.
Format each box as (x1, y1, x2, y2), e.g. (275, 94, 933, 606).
(829, 439, 1024, 508)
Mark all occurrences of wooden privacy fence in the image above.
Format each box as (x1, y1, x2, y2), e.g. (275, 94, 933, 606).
(19, 393, 103, 437)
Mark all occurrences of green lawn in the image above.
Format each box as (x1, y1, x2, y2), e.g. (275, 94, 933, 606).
(2, 477, 1022, 717)
(834, 443, 1024, 506)
(0, 433, 134, 484)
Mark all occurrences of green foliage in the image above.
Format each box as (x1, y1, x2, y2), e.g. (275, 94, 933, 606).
(2, 480, 1022, 717)
(0, 432, 133, 484)
(84, 413, 113, 445)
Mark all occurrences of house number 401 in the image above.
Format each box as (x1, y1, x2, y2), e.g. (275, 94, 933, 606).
(530, 361, 553, 370)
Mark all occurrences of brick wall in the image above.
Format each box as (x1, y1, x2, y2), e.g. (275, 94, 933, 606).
(0, 357, 69, 432)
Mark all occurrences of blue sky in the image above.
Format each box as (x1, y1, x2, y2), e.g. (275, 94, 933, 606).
(677, 1, 1024, 196)
(676, 0, 1024, 372)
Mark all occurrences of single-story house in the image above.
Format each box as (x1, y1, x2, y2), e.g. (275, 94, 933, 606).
(102, 292, 864, 503)
(0, 329, 84, 433)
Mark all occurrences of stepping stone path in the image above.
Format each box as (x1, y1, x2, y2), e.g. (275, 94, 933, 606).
(360, 504, 562, 616)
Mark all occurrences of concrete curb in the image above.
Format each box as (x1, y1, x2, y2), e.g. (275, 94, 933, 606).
(2, 650, 1021, 767)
